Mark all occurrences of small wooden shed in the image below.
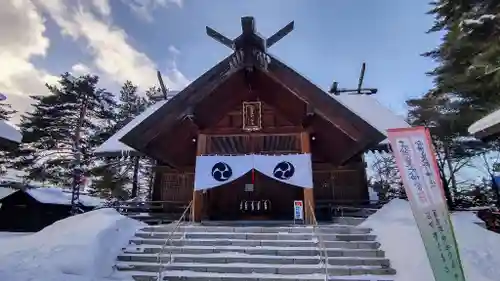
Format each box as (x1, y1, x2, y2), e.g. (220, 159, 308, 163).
(0, 184, 105, 232)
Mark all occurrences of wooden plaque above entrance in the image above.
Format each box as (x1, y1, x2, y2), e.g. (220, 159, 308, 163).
(242, 101, 262, 132)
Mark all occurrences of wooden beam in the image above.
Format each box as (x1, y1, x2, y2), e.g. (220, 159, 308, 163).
(194, 73, 255, 129)
(201, 126, 303, 135)
(121, 55, 238, 151)
(300, 131, 315, 225)
(266, 59, 386, 147)
(192, 134, 207, 222)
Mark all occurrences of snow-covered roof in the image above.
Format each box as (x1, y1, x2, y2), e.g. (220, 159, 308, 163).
(468, 108, 500, 139)
(0, 120, 22, 144)
(0, 186, 16, 200)
(96, 62, 409, 155)
(94, 99, 169, 155)
(332, 94, 410, 142)
(25, 187, 105, 207)
(0, 185, 105, 207)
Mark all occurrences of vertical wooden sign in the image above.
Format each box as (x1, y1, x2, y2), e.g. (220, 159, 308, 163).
(242, 101, 262, 132)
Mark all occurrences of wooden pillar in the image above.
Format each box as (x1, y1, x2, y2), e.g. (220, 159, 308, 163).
(300, 131, 315, 224)
(192, 134, 207, 222)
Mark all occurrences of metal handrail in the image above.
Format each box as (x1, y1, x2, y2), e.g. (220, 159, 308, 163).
(308, 202, 329, 281)
(156, 200, 193, 281)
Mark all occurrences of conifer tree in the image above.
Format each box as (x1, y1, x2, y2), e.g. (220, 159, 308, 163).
(11, 73, 116, 186)
(90, 81, 149, 198)
(0, 102, 16, 121)
(406, 1, 500, 208)
(0, 100, 17, 176)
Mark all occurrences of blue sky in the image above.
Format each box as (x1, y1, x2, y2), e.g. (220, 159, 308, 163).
(2, 0, 441, 122)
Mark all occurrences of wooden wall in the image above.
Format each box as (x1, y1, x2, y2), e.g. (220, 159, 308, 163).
(152, 158, 369, 209)
(206, 102, 295, 133)
(151, 100, 370, 216)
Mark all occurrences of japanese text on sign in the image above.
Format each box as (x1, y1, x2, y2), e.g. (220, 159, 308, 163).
(388, 127, 465, 281)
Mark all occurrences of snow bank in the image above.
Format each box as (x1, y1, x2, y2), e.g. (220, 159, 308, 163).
(361, 199, 500, 281)
(0, 208, 145, 281)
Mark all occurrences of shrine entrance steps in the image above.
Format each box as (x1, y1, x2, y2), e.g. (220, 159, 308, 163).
(115, 222, 396, 281)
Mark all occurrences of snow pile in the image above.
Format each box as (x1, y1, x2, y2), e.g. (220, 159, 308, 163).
(0, 208, 145, 281)
(362, 199, 500, 281)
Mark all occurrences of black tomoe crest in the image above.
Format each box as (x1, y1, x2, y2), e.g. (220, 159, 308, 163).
(211, 162, 233, 182)
(273, 161, 295, 180)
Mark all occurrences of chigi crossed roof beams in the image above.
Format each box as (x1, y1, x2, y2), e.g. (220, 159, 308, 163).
(94, 17, 409, 167)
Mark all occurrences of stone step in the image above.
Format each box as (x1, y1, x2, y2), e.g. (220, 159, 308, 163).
(121, 245, 386, 257)
(140, 225, 372, 234)
(130, 238, 381, 249)
(332, 217, 366, 226)
(122, 271, 396, 281)
(135, 232, 376, 242)
(116, 261, 397, 276)
(117, 253, 391, 267)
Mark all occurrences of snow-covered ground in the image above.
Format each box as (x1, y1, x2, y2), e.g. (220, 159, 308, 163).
(0, 199, 498, 281)
(361, 199, 500, 281)
(0, 208, 145, 281)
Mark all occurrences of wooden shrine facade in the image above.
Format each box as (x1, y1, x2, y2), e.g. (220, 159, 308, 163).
(117, 17, 388, 223)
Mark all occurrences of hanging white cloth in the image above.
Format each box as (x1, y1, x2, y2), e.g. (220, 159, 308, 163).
(194, 155, 253, 190)
(253, 154, 313, 189)
(194, 153, 313, 190)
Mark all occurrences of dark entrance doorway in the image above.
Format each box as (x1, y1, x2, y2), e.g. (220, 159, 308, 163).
(206, 171, 303, 220)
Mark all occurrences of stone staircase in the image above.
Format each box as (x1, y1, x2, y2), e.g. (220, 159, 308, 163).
(115, 222, 396, 281)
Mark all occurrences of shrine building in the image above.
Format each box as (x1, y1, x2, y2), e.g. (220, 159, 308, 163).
(95, 17, 409, 224)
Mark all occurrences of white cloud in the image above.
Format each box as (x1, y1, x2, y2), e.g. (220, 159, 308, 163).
(121, 0, 183, 22)
(0, 0, 189, 123)
(71, 63, 91, 76)
(91, 0, 111, 17)
(168, 45, 181, 56)
(0, 0, 58, 124)
(34, 0, 190, 91)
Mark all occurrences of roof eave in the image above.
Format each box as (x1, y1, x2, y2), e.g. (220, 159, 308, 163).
(120, 54, 237, 152)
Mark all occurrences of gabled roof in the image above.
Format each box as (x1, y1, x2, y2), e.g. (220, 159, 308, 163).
(0, 185, 105, 207)
(120, 55, 383, 158)
(94, 56, 408, 159)
(94, 100, 169, 156)
(94, 92, 180, 157)
(266, 54, 410, 142)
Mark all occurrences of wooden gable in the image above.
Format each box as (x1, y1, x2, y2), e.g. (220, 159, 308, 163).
(120, 54, 385, 168)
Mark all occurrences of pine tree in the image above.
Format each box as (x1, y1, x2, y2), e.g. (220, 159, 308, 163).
(10, 73, 116, 186)
(91, 81, 149, 198)
(370, 154, 403, 201)
(0, 100, 17, 176)
(425, 1, 500, 114)
(416, 1, 500, 208)
(0, 102, 16, 121)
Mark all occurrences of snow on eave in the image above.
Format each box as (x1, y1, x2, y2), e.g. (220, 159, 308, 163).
(468, 107, 500, 138)
(332, 94, 411, 138)
(267, 53, 410, 139)
(94, 99, 170, 155)
(0, 120, 22, 144)
(0, 186, 17, 200)
(0, 185, 105, 207)
(25, 187, 105, 207)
